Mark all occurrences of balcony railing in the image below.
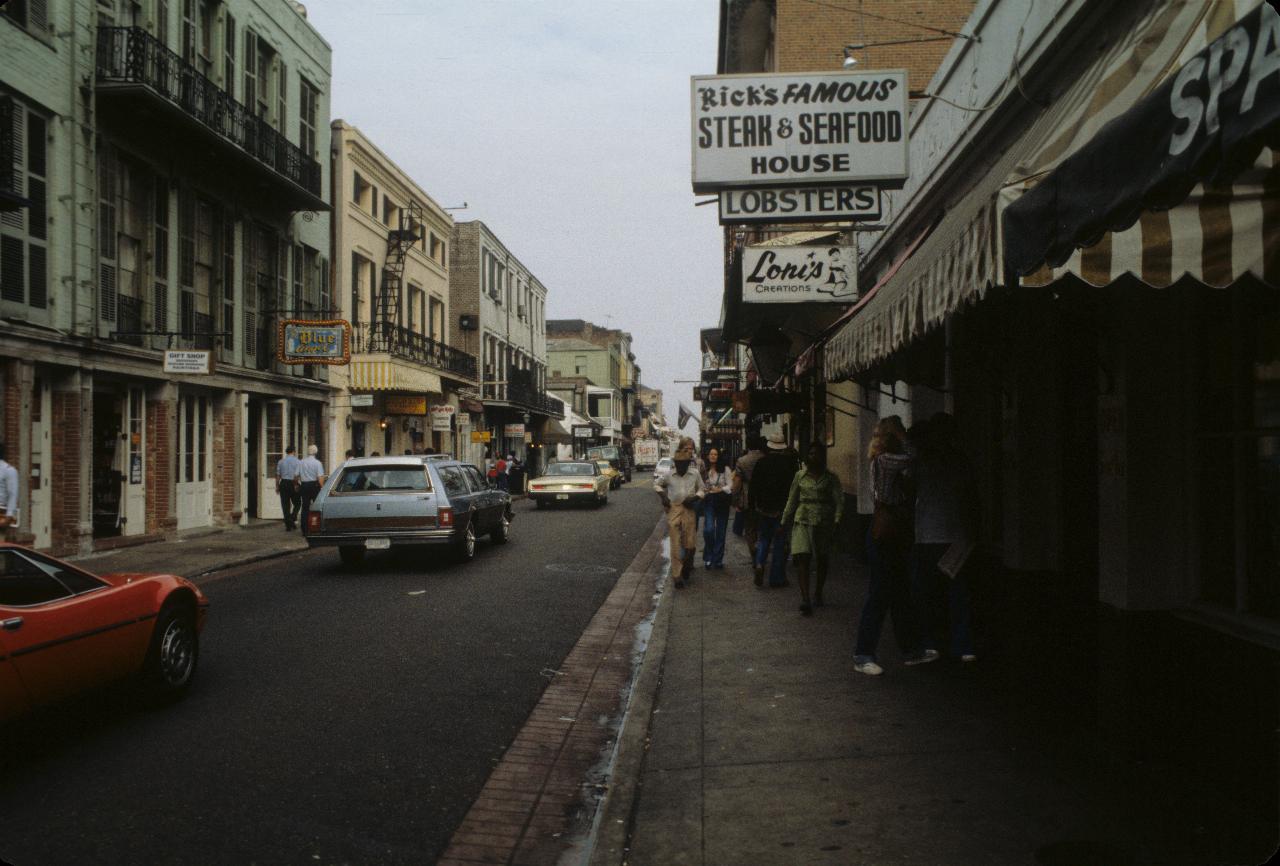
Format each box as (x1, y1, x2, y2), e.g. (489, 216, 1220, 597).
(508, 381, 561, 416)
(96, 26, 322, 199)
(354, 321, 478, 381)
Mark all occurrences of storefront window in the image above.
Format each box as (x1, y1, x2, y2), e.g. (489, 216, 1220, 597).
(1196, 285, 1280, 618)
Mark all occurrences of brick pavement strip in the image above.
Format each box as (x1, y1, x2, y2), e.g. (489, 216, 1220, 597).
(440, 516, 668, 866)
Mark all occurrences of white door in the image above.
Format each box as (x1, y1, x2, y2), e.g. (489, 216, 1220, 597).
(176, 394, 213, 530)
(259, 399, 288, 520)
(28, 378, 51, 549)
(123, 387, 146, 536)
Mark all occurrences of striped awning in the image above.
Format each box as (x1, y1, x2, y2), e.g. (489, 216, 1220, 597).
(826, 0, 1274, 379)
(1006, 0, 1280, 287)
(349, 358, 442, 394)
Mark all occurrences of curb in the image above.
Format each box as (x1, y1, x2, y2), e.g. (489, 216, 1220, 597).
(187, 545, 313, 580)
(586, 532, 674, 866)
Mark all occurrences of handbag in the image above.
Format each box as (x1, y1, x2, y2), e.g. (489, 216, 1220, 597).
(871, 503, 905, 542)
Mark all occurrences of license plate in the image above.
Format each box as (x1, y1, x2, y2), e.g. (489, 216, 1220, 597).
(366, 537, 391, 550)
(556, 494, 570, 500)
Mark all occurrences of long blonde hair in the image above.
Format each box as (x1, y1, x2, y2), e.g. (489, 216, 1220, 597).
(867, 416, 906, 460)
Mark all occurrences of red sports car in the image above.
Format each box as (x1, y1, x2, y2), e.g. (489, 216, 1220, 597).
(0, 543, 208, 722)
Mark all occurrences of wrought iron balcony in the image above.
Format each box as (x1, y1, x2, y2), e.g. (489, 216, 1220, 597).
(354, 321, 478, 381)
(114, 295, 145, 346)
(96, 26, 322, 204)
(506, 381, 561, 416)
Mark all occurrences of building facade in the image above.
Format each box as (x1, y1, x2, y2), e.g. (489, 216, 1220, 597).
(718, 0, 1280, 841)
(1, 0, 332, 554)
(546, 318, 643, 451)
(449, 220, 555, 472)
(329, 120, 475, 463)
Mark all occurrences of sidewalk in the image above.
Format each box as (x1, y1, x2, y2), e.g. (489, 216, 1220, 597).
(590, 524, 1273, 866)
(71, 520, 309, 579)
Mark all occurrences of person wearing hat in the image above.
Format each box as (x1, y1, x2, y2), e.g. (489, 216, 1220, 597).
(750, 432, 800, 588)
(655, 437, 705, 588)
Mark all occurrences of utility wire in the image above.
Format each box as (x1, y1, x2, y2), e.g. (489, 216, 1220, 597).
(790, 0, 977, 42)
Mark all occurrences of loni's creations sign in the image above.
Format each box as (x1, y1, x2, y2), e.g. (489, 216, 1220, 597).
(719, 185, 880, 224)
(741, 245, 858, 304)
(691, 71, 908, 192)
(277, 320, 351, 365)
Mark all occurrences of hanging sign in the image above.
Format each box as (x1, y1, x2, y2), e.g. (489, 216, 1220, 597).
(385, 395, 427, 415)
(430, 404, 456, 431)
(350, 394, 374, 408)
(277, 319, 351, 365)
(503, 423, 525, 437)
(741, 244, 858, 303)
(163, 350, 213, 374)
(719, 185, 880, 224)
(691, 70, 908, 192)
(471, 430, 492, 443)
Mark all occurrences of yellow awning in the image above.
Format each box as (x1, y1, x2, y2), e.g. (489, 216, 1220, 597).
(349, 357, 442, 394)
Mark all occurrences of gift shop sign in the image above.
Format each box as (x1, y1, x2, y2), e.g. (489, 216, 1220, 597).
(163, 350, 213, 374)
(691, 71, 908, 192)
(741, 244, 858, 304)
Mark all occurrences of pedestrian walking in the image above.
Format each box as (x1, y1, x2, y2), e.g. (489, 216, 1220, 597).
(751, 433, 799, 589)
(275, 445, 301, 531)
(732, 435, 765, 549)
(911, 413, 978, 662)
(298, 444, 326, 535)
(495, 454, 509, 492)
(781, 444, 844, 616)
(655, 438, 705, 588)
(701, 448, 732, 569)
(0, 443, 19, 542)
(854, 417, 930, 675)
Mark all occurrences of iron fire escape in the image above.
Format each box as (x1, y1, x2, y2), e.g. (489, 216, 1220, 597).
(367, 200, 425, 352)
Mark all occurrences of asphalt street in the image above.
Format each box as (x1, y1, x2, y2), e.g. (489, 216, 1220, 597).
(0, 484, 661, 866)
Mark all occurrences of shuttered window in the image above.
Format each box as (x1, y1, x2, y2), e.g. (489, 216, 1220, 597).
(0, 98, 48, 311)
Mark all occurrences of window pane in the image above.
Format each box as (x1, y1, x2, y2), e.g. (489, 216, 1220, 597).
(333, 466, 430, 493)
(1198, 442, 1237, 607)
(1249, 435, 1280, 617)
(0, 550, 73, 606)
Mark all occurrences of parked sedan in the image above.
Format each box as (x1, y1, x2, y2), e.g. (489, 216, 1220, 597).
(0, 543, 208, 723)
(528, 461, 610, 508)
(305, 457, 512, 566)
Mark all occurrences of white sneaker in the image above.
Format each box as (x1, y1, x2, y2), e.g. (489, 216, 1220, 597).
(853, 660, 884, 676)
(961, 654, 978, 663)
(903, 649, 940, 666)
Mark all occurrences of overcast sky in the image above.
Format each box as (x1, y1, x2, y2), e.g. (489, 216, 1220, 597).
(304, 0, 722, 433)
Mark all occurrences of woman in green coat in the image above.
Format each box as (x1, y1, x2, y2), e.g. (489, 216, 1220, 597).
(782, 444, 844, 616)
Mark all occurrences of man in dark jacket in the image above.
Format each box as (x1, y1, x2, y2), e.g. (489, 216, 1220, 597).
(750, 432, 799, 587)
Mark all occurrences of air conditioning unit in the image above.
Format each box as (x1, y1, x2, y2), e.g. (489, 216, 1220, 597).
(518, 305, 527, 319)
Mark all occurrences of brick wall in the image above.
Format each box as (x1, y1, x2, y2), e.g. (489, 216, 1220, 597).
(211, 400, 239, 525)
(50, 388, 82, 555)
(2, 364, 20, 464)
(145, 397, 175, 535)
(449, 223, 483, 362)
(775, 0, 977, 92)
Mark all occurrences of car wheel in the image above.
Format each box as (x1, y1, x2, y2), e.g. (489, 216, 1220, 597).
(142, 602, 198, 702)
(339, 546, 365, 567)
(455, 520, 477, 562)
(491, 510, 511, 544)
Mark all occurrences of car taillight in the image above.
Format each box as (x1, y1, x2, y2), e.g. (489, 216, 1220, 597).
(306, 511, 322, 532)
(577, 483, 594, 490)
(438, 506, 454, 527)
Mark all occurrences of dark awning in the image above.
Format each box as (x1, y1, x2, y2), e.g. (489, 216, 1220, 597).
(1004, 0, 1280, 277)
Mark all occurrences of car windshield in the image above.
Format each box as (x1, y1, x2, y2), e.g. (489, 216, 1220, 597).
(596, 461, 612, 471)
(333, 465, 431, 493)
(586, 447, 620, 461)
(546, 463, 596, 477)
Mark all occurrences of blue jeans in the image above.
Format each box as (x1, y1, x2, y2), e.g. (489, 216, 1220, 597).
(855, 527, 920, 660)
(702, 494, 731, 566)
(911, 542, 975, 656)
(754, 513, 790, 586)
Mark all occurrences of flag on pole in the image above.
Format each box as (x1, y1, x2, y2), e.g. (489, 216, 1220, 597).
(677, 402, 694, 431)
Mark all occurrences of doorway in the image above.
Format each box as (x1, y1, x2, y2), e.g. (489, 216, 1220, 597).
(176, 392, 213, 530)
(28, 377, 51, 548)
(92, 390, 125, 538)
(247, 400, 261, 518)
